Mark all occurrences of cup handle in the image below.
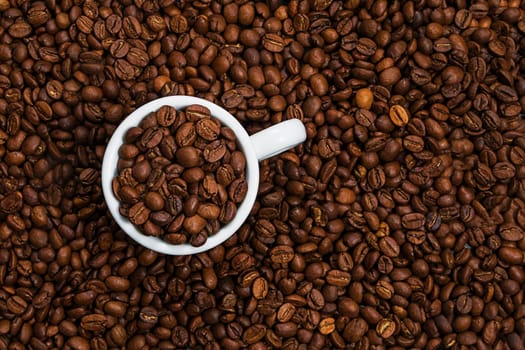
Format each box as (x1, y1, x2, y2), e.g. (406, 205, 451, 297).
(249, 119, 307, 161)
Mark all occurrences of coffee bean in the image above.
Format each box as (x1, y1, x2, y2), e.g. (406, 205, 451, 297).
(492, 162, 515, 180)
(262, 33, 285, 52)
(252, 277, 268, 299)
(378, 237, 400, 258)
(277, 303, 296, 323)
(275, 322, 298, 337)
(343, 318, 368, 342)
(403, 135, 425, 153)
(144, 192, 164, 211)
(109, 39, 129, 58)
(203, 140, 227, 163)
(219, 201, 237, 223)
(242, 324, 266, 344)
(115, 59, 139, 80)
(216, 164, 235, 186)
(185, 104, 211, 120)
(170, 15, 188, 33)
(196, 117, 221, 141)
(375, 280, 394, 299)
(228, 178, 248, 203)
(138, 306, 158, 330)
(317, 317, 335, 335)
(66, 337, 90, 350)
(379, 67, 401, 86)
(376, 318, 396, 338)
(156, 105, 178, 127)
(126, 47, 149, 68)
(457, 331, 477, 346)
(389, 105, 410, 127)
(326, 270, 351, 287)
(407, 230, 426, 245)
(182, 215, 207, 235)
(9, 21, 32, 38)
(128, 202, 150, 225)
(401, 213, 426, 229)
(197, 203, 221, 220)
(174, 146, 201, 168)
(7, 295, 27, 315)
(270, 245, 294, 264)
(498, 247, 524, 265)
(310, 73, 329, 96)
(80, 314, 107, 332)
(355, 88, 374, 110)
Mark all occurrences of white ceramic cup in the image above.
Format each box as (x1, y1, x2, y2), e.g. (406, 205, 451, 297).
(101, 96, 307, 255)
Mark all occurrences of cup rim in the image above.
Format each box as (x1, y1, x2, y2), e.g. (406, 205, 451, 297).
(101, 96, 260, 255)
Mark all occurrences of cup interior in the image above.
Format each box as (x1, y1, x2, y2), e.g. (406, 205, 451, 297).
(101, 96, 260, 255)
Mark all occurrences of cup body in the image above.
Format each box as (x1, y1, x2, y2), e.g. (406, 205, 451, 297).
(102, 96, 260, 255)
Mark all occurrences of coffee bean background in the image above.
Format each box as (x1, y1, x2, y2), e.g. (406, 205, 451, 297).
(0, 0, 525, 349)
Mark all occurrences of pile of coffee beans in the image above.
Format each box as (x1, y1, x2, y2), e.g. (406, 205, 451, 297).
(113, 104, 248, 246)
(1, 0, 525, 349)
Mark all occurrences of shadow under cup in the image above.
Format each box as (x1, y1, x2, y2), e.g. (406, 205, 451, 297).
(101, 96, 260, 255)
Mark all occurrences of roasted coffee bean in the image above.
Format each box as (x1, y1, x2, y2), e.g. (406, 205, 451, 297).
(196, 118, 221, 141)
(170, 15, 188, 34)
(175, 146, 202, 168)
(243, 324, 266, 344)
(229, 178, 248, 203)
(319, 317, 336, 335)
(376, 318, 396, 338)
(252, 277, 269, 300)
(217, 164, 235, 186)
(109, 39, 129, 58)
(379, 67, 402, 86)
(355, 88, 374, 110)
(270, 245, 294, 264)
(128, 202, 150, 225)
(389, 105, 409, 127)
(277, 303, 296, 323)
(9, 21, 32, 38)
(379, 237, 400, 258)
(105, 276, 131, 292)
(403, 135, 425, 153)
(203, 140, 227, 163)
(262, 33, 285, 52)
(138, 306, 158, 330)
(7, 296, 27, 315)
(343, 318, 368, 342)
(80, 314, 107, 332)
(156, 105, 178, 127)
(402, 213, 426, 230)
(176, 122, 197, 147)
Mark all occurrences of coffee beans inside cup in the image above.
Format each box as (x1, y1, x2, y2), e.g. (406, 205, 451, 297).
(112, 104, 248, 246)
